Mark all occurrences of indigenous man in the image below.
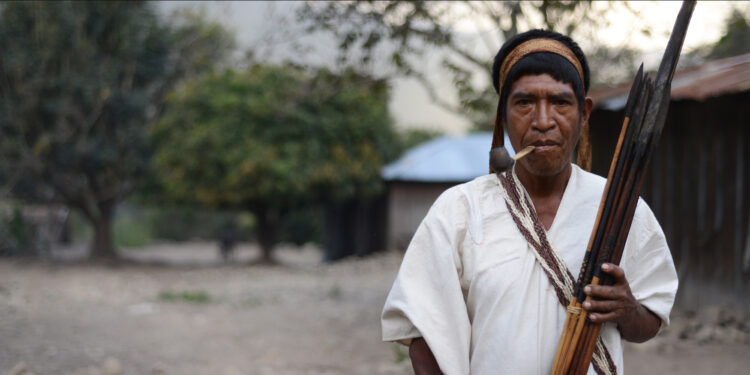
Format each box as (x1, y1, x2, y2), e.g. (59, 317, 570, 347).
(381, 29, 678, 375)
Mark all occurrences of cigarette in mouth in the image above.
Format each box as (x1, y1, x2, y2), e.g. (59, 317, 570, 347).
(512, 145, 535, 161)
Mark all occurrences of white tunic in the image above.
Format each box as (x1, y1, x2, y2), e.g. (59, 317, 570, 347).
(381, 165, 678, 375)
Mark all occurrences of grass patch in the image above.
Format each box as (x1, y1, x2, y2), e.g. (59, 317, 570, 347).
(158, 290, 211, 303)
(327, 284, 342, 300)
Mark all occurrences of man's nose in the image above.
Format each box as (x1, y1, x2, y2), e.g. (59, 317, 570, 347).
(532, 102, 555, 131)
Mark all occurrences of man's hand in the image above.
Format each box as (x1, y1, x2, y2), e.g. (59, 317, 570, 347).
(582, 263, 661, 343)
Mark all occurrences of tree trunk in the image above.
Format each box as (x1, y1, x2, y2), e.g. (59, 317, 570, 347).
(255, 205, 279, 264)
(89, 202, 118, 261)
(323, 200, 355, 261)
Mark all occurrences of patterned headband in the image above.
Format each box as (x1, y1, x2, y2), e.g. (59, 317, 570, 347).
(497, 38, 585, 98)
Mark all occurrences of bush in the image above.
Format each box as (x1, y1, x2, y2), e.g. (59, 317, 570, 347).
(0, 204, 39, 257)
(113, 211, 152, 248)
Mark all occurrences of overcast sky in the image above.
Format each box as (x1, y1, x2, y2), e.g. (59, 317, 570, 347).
(157, 1, 741, 135)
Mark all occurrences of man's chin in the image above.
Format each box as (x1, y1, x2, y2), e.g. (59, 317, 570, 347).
(520, 160, 570, 177)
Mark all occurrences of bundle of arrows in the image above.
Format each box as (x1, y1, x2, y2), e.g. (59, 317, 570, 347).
(550, 1, 696, 374)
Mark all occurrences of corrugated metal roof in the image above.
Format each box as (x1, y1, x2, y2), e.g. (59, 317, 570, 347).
(382, 132, 515, 182)
(592, 52, 750, 110)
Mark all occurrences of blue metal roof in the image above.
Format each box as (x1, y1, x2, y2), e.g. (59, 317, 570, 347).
(382, 132, 516, 182)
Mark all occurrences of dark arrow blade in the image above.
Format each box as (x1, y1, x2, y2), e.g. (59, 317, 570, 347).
(641, 0, 696, 142)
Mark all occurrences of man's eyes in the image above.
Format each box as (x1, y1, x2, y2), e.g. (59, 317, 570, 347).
(552, 98, 573, 106)
(513, 98, 571, 106)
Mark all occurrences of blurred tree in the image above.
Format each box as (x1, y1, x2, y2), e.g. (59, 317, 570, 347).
(0, 2, 233, 260)
(298, 1, 642, 130)
(679, 6, 750, 68)
(149, 65, 398, 263)
(710, 9, 750, 59)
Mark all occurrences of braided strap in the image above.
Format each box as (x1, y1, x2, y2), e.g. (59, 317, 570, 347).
(496, 169, 617, 375)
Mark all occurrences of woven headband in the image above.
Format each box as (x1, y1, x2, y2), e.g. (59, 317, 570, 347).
(497, 38, 585, 98)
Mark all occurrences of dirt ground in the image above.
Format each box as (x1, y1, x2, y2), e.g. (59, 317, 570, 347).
(0, 242, 748, 375)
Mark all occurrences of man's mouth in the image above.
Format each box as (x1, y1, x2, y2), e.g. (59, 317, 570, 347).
(529, 140, 560, 152)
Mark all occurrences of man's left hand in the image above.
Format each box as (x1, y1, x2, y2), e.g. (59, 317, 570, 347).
(582, 263, 661, 343)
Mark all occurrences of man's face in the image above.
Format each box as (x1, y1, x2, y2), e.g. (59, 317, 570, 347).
(503, 73, 593, 177)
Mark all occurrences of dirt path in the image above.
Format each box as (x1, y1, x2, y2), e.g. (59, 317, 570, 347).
(0, 242, 748, 374)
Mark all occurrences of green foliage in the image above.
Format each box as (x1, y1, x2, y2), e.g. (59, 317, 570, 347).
(158, 290, 211, 304)
(0, 205, 35, 257)
(710, 10, 750, 59)
(113, 210, 152, 249)
(0, 2, 233, 258)
(0, 2, 163, 207)
(681, 7, 750, 68)
(151, 65, 397, 207)
(150, 64, 397, 258)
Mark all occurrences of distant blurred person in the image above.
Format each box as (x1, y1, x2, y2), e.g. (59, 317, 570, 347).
(219, 228, 236, 262)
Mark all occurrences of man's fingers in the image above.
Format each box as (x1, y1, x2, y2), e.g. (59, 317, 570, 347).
(582, 299, 622, 313)
(584, 284, 625, 300)
(601, 263, 626, 283)
(588, 311, 618, 323)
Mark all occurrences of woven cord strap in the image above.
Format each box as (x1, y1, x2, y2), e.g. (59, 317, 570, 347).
(496, 169, 617, 375)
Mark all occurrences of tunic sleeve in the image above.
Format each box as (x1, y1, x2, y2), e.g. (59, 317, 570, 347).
(621, 199, 679, 327)
(381, 188, 472, 375)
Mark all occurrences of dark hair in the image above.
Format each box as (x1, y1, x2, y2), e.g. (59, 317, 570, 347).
(492, 29, 590, 119)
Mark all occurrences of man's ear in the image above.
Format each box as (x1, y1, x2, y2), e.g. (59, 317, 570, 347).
(575, 96, 595, 171)
(583, 96, 594, 123)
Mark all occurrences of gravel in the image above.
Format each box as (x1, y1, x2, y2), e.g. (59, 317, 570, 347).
(1, 242, 748, 374)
